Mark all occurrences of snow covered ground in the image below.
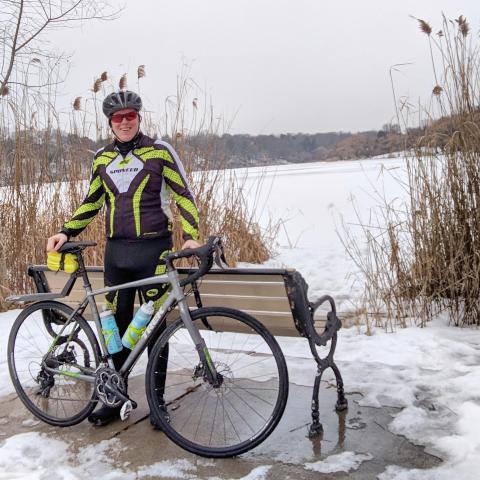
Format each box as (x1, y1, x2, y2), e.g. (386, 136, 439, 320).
(1, 157, 479, 479)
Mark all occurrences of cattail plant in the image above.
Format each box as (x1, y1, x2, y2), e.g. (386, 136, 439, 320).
(456, 15, 469, 37)
(137, 65, 145, 93)
(91, 78, 104, 140)
(92, 78, 102, 93)
(413, 17, 439, 87)
(73, 97, 82, 111)
(119, 74, 127, 90)
(417, 19, 432, 35)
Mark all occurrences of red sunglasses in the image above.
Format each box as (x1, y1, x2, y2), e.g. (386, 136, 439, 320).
(111, 111, 138, 123)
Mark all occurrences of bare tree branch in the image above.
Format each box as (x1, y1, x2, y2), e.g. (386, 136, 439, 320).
(1, 0, 24, 89)
(0, 0, 123, 94)
(14, 1, 119, 52)
(6, 79, 64, 88)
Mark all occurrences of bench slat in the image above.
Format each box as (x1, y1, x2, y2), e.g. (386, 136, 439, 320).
(189, 282, 286, 297)
(45, 271, 287, 285)
(47, 273, 287, 298)
(186, 294, 291, 312)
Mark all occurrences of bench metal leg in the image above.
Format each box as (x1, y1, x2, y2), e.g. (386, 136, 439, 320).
(308, 361, 347, 436)
(332, 362, 348, 411)
(306, 330, 348, 436)
(309, 369, 324, 437)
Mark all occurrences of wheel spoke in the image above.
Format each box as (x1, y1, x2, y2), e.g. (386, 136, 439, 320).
(8, 302, 99, 426)
(147, 308, 288, 456)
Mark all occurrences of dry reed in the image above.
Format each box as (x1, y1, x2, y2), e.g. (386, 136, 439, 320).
(0, 68, 276, 309)
(342, 14, 480, 329)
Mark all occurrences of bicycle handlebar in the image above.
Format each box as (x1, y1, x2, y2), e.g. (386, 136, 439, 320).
(165, 236, 227, 287)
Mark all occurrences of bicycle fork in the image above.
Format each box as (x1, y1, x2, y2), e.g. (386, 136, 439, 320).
(171, 275, 222, 388)
(193, 341, 222, 387)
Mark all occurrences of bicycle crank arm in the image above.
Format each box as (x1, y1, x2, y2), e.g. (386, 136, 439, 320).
(103, 381, 138, 409)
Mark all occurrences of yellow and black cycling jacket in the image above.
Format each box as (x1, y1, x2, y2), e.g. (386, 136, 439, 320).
(62, 133, 199, 241)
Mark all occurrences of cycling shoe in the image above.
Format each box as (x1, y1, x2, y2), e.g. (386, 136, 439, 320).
(88, 405, 121, 426)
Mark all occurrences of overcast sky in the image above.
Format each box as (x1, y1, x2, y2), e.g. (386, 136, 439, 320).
(49, 0, 478, 135)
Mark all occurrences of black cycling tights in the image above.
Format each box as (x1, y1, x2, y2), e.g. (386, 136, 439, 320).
(104, 236, 173, 371)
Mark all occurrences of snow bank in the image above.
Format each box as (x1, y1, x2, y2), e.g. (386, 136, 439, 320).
(0, 433, 134, 480)
(304, 451, 373, 473)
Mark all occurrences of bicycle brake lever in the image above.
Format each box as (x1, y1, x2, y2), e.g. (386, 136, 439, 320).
(213, 242, 229, 269)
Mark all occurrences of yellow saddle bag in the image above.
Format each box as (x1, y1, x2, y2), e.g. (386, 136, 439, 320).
(47, 251, 79, 273)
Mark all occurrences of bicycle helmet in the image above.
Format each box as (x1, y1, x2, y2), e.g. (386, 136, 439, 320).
(102, 90, 143, 117)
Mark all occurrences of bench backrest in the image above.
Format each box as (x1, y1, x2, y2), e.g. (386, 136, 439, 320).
(29, 266, 326, 337)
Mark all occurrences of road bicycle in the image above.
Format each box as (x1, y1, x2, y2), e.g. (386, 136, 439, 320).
(7, 236, 289, 458)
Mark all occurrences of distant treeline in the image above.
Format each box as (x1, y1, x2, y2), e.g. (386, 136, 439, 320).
(0, 123, 427, 185)
(178, 123, 421, 168)
(0, 131, 97, 186)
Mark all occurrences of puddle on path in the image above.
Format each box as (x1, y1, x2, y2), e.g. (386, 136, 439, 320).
(0, 376, 442, 479)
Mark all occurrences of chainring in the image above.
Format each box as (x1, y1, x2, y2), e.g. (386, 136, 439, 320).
(94, 367, 126, 408)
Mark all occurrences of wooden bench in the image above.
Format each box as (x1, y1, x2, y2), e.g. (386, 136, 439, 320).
(27, 264, 348, 435)
(29, 266, 326, 337)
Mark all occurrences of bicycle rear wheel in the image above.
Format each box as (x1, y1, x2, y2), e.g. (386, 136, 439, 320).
(8, 301, 101, 426)
(146, 307, 289, 457)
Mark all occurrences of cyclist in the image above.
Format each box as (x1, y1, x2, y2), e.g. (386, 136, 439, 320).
(46, 90, 201, 426)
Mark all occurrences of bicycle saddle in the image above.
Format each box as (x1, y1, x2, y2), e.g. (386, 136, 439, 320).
(58, 241, 97, 253)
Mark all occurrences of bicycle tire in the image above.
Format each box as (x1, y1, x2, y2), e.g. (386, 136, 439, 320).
(8, 300, 101, 427)
(146, 307, 289, 458)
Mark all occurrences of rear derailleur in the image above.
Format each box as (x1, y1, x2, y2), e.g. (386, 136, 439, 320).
(35, 368, 55, 397)
(36, 344, 78, 397)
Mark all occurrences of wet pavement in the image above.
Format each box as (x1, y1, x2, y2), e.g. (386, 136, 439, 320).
(0, 373, 442, 479)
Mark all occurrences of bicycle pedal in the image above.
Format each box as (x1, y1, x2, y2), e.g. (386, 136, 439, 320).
(120, 400, 133, 421)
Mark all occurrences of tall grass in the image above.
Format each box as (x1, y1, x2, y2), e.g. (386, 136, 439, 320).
(0, 69, 277, 309)
(343, 15, 480, 329)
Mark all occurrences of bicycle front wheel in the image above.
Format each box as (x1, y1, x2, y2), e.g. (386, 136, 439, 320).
(146, 307, 289, 457)
(8, 301, 101, 426)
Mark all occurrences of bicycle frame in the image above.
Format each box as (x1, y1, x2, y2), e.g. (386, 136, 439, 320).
(39, 264, 217, 384)
(87, 268, 211, 376)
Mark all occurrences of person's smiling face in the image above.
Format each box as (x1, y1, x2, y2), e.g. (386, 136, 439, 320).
(110, 108, 139, 142)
